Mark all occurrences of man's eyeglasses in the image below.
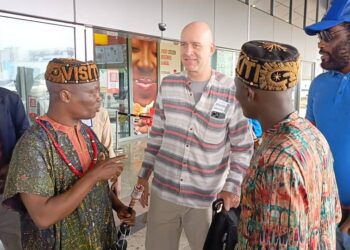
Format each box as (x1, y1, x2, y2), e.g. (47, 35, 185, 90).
(318, 28, 349, 42)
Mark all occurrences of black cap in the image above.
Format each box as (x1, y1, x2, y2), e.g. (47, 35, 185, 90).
(235, 40, 300, 91)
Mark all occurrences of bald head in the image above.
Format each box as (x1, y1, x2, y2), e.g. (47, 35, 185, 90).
(181, 21, 213, 44)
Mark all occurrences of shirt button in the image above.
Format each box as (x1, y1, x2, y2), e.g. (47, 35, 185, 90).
(344, 76, 348, 80)
(180, 178, 184, 182)
(186, 144, 189, 148)
(190, 93, 193, 96)
(189, 127, 193, 131)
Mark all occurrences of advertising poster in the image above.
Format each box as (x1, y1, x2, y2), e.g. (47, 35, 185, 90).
(159, 41, 181, 82)
(131, 37, 158, 135)
(28, 96, 38, 119)
(107, 69, 119, 94)
(99, 69, 108, 93)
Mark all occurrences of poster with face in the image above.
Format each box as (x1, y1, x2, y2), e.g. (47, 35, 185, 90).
(131, 37, 158, 134)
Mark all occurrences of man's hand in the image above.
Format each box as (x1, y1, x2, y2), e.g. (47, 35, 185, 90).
(217, 191, 240, 211)
(137, 177, 149, 208)
(86, 153, 126, 183)
(110, 189, 136, 226)
(340, 213, 350, 235)
(116, 206, 136, 226)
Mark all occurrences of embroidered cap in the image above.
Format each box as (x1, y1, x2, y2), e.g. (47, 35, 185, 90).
(235, 40, 300, 91)
(45, 58, 99, 84)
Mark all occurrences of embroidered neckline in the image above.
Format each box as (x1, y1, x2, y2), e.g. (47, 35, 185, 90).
(35, 118, 98, 177)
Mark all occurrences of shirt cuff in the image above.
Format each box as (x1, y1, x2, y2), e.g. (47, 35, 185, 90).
(222, 182, 241, 198)
(138, 167, 152, 180)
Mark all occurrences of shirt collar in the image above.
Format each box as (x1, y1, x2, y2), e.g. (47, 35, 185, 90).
(184, 69, 216, 85)
(40, 114, 81, 134)
(328, 70, 350, 78)
(266, 111, 299, 134)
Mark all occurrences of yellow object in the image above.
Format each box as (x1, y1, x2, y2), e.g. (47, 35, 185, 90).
(94, 33, 108, 45)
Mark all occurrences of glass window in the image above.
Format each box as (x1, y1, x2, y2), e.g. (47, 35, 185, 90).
(299, 61, 314, 117)
(275, 0, 291, 22)
(306, 0, 317, 26)
(251, 0, 272, 14)
(318, 0, 328, 21)
(292, 0, 306, 28)
(93, 30, 130, 139)
(212, 48, 237, 77)
(0, 16, 75, 121)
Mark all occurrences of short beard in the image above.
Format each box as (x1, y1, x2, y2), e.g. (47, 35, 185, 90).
(321, 39, 350, 71)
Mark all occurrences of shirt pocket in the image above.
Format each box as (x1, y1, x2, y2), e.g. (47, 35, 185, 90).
(195, 115, 228, 145)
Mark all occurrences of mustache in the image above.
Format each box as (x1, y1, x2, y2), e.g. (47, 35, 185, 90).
(319, 49, 327, 55)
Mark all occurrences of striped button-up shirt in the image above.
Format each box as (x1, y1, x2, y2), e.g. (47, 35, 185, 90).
(139, 70, 254, 208)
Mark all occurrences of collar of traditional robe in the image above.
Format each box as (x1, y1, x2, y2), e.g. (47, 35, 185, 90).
(35, 118, 98, 177)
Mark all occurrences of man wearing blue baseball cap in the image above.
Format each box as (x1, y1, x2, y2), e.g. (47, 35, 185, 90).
(305, 0, 350, 249)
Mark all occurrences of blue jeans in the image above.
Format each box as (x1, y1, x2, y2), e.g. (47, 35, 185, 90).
(337, 228, 350, 250)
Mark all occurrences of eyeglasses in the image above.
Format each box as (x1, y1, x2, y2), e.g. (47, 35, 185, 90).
(318, 28, 349, 42)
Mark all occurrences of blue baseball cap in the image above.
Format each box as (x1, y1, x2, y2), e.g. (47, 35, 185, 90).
(305, 0, 350, 35)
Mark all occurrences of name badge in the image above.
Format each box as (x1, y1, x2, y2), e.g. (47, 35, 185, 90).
(211, 99, 229, 119)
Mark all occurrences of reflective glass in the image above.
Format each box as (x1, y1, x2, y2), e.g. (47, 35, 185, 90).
(0, 16, 75, 121)
(291, 0, 305, 28)
(250, 0, 272, 14)
(93, 30, 130, 139)
(275, 0, 291, 23)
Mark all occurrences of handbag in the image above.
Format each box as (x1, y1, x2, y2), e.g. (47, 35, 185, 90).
(203, 198, 240, 250)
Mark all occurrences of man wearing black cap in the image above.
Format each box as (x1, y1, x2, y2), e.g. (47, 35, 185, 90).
(235, 40, 341, 249)
(2, 58, 135, 249)
(305, 0, 350, 248)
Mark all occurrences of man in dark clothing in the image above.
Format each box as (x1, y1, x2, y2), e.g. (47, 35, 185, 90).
(0, 86, 29, 250)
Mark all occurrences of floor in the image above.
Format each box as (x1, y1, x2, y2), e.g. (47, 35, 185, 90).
(0, 137, 190, 250)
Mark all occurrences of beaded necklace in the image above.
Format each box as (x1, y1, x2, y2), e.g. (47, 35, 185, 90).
(35, 118, 98, 177)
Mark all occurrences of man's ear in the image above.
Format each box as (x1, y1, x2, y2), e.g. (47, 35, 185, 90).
(246, 86, 256, 102)
(59, 89, 71, 103)
(210, 43, 216, 56)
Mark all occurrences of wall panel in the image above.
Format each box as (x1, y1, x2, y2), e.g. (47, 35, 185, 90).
(273, 17, 292, 44)
(215, 0, 248, 50)
(162, 0, 215, 40)
(75, 0, 162, 36)
(0, 0, 74, 22)
(250, 8, 273, 40)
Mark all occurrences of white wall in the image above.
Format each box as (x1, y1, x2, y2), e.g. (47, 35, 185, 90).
(0, 0, 319, 61)
(162, 0, 215, 40)
(0, 0, 74, 21)
(75, 0, 162, 36)
(273, 17, 292, 45)
(250, 8, 274, 41)
(215, 0, 248, 50)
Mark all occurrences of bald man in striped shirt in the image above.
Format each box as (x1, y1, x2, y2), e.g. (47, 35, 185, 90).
(137, 21, 254, 250)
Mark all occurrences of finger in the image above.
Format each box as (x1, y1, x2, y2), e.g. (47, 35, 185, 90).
(98, 152, 106, 161)
(114, 154, 128, 161)
(110, 174, 119, 183)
